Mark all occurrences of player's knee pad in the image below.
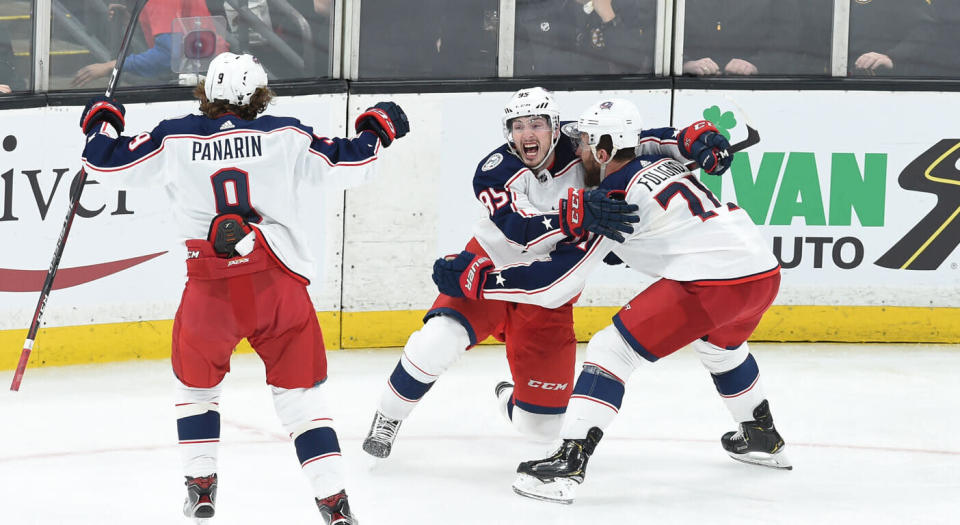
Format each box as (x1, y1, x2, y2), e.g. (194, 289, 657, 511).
(583, 324, 644, 382)
(511, 408, 563, 442)
(691, 338, 749, 374)
(175, 380, 223, 416)
(380, 315, 471, 419)
(272, 383, 335, 438)
(401, 315, 471, 380)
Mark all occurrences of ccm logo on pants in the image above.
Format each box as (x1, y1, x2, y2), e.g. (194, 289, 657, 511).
(527, 380, 568, 391)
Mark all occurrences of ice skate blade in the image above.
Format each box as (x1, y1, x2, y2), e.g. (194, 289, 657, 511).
(361, 439, 391, 459)
(511, 473, 577, 504)
(726, 449, 793, 470)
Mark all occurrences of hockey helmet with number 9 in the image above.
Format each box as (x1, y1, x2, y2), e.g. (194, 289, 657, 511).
(565, 98, 644, 160)
(204, 52, 268, 106)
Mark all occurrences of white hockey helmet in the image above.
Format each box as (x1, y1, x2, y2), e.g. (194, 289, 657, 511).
(567, 98, 644, 157)
(204, 52, 268, 106)
(501, 87, 561, 143)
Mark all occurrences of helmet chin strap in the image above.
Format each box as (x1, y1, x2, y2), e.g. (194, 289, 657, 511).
(589, 145, 619, 184)
(509, 127, 561, 172)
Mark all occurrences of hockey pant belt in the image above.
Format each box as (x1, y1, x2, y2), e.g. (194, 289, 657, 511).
(184, 237, 274, 280)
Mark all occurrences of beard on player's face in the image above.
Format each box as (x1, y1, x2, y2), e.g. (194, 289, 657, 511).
(578, 142, 603, 187)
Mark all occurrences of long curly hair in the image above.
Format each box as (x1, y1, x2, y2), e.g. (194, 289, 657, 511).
(193, 81, 274, 120)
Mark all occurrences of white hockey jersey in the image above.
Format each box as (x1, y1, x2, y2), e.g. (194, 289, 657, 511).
(481, 156, 780, 309)
(470, 126, 690, 268)
(82, 113, 382, 283)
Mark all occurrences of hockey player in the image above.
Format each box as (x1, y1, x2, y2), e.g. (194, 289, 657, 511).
(432, 98, 789, 504)
(79, 52, 409, 523)
(362, 87, 731, 459)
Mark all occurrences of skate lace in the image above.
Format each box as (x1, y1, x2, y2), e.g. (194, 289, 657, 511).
(371, 413, 400, 440)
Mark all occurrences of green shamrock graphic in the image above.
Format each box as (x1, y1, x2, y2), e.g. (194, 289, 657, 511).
(702, 105, 737, 140)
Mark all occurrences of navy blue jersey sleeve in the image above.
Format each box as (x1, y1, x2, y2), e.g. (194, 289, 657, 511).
(641, 126, 678, 140)
(303, 127, 381, 167)
(81, 119, 174, 185)
(481, 233, 615, 309)
(280, 117, 381, 189)
(472, 148, 565, 249)
(638, 126, 691, 162)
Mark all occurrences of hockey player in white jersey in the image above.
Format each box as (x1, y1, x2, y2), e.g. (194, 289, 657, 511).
(433, 98, 789, 504)
(80, 52, 409, 523)
(362, 87, 732, 460)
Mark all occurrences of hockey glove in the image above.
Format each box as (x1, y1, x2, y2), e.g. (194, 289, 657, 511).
(559, 188, 639, 243)
(678, 120, 732, 175)
(432, 250, 493, 300)
(80, 96, 126, 135)
(355, 102, 410, 147)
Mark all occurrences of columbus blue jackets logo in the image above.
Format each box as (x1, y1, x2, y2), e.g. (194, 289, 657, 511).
(482, 153, 503, 172)
(600, 101, 614, 110)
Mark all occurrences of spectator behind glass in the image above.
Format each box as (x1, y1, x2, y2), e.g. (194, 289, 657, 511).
(72, 0, 226, 87)
(682, 0, 826, 76)
(515, 0, 657, 76)
(849, 0, 934, 76)
(358, 0, 497, 79)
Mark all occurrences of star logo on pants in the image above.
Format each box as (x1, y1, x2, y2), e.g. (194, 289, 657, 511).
(542, 217, 553, 229)
(495, 273, 506, 286)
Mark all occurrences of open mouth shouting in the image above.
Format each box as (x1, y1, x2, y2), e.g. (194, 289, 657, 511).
(509, 115, 554, 169)
(521, 140, 542, 164)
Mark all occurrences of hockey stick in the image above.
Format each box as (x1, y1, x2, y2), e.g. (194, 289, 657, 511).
(684, 125, 760, 171)
(10, 0, 150, 392)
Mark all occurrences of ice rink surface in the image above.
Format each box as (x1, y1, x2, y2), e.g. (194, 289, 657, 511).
(2, 343, 958, 524)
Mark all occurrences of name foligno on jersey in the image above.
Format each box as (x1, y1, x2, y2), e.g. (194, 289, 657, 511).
(192, 135, 263, 162)
(634, 159, 688, 191)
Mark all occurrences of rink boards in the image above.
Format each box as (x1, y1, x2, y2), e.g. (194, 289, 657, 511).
(1, 88, 958, 368)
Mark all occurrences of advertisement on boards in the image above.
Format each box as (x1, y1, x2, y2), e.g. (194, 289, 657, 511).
(675, 90, 960, 307)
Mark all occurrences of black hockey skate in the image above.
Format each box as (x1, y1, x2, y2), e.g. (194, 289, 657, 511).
(183, 474, 217, 524)
(721, 399, 792, 470)
(316, 489, 357, 525)
(512, 427, 603, 504)
(362, 410, 402, 458)
(495, 381, 514, 424)
(495, 381, 513, 399)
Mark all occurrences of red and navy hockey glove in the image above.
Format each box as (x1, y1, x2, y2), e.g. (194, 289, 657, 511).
(355, 101, 409, 147)
(80, 96, 126, 135)
(432, 250, 493, 300)
(678, 120, 732, 175)
(559, 187, 639, 243)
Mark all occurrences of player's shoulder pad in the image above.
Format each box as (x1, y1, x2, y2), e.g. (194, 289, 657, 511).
(552, 134, 579, 170)
(151, 114, 207, 141)
(473, 143, 527, 187)
(639, 126, 678, 140)
(235, 114, 312, 137)
(600, 155, 681, 193)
